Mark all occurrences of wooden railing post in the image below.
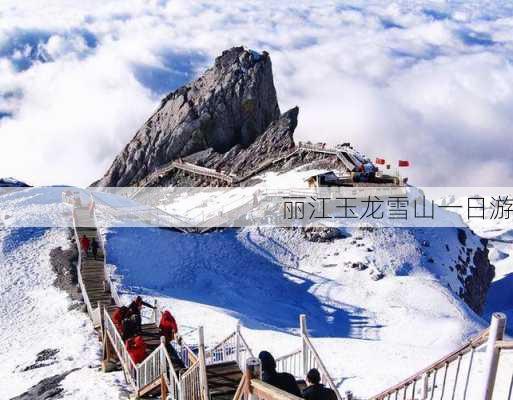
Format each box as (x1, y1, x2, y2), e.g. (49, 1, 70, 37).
(236, 321, 241, 367)
(481, 313, 506, 400)
(154, 299, 159, 324)
(160, 336, 168, 400)
(421, 372, 430, 400)
(198, 326, 209, 400)
(98, 301, 104, 339)
(300, 314, 308, 377)
(246, 357, 262, 400)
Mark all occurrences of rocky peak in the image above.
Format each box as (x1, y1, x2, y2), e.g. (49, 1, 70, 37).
(94, 46, 281, 187)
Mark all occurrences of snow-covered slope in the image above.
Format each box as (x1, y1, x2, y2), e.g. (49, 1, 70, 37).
(0, 181, 507, 398)
(104, 224, 488, 397)
(435, 196, 513, 334)
(0, 189, 124, 399)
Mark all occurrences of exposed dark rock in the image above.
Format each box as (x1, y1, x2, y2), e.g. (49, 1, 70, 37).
(10, 369, 78, 400)
(457, 228, 467, 246)
(301, 226, 346, 242)
(49, 230, 80, 302)
(351, 262, 368, 271)
(94, 47, 281, 187)
(156, 107, 300, 187)
(21, 349, 60, 372)
(461, 247, 495, 314)
(370, 270, 385, 281)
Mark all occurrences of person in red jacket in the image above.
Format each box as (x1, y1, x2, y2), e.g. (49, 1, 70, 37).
(80, 235, 90, 256)
(112, 306, 129, 334)
(126, 335, 147, 364)
(159, 310, 178, 342)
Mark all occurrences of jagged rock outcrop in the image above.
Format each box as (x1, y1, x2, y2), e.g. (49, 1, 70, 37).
(456, 237, 495, 314)
(187, 107, 297, 174)
(95, 47, 281, 187)
(154, 107, 298, 187)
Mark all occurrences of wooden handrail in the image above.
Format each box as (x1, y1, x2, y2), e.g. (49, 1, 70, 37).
(496, 340, 513, 350)
(103, 308, 138, 388)
(71, 210, 97, 324)
(180, 359, 200, 379)
(233, 371, 248, 400)
(302, 335, 341, 400)
(132, 141, 353, 191)
(209, 331, 237, 352)
(249, 379, 304, 400)
(164, 348, 180, 384)
(275, 349, 301, 363)
(237, 331, 255, 359)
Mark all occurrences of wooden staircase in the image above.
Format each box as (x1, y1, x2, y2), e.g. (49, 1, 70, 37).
(207, 361, 243, 399)
(68, 197, 341, 400)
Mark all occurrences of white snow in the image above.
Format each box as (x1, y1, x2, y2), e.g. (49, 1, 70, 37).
(0, 188, 124, 399)
(103, 224, 492, 397)
(1, 183, 512, 399)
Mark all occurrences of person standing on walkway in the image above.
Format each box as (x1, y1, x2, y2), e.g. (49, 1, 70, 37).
(91, 238, 99, 260)
(303, 368, 337, 400)
(80, 235, 90, 257)
(159, 310, 178, 342)
(258, 351, 301, 397)
(128, 296, 156, 333)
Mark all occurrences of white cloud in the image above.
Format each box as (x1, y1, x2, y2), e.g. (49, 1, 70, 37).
(0, 0, 513, 186)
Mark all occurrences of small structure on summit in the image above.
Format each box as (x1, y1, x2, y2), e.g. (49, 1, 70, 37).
(306, 171, 342, 188)
(302, 142, 408, 188)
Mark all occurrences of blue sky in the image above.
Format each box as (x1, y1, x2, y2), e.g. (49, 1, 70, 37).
(1, 0, 513, 186)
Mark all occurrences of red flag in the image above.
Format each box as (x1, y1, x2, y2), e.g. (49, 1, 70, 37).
(398, 160, 410, 167)
(375, 158, 385, 165)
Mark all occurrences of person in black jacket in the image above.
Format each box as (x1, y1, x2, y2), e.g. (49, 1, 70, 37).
(127, 296, 155, 333)
(258, 351, 301, 397)
(303, 368, 337, 400)
(91, 238, 99, 260)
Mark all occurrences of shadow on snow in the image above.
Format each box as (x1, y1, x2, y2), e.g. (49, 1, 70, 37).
(106, 227, 382, 340)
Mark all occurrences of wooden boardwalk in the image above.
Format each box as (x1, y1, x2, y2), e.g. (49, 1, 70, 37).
(73, 207, 117, 325)
(130, 142, 361, 193)
(69, 200, 343, 400)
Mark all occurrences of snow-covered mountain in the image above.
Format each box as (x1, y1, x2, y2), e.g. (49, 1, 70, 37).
(0, 46, 507, 399)
(0, 177, 30, 187)
(0, 179, 505, 398)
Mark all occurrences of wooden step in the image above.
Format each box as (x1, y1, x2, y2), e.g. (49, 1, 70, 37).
(138, 377, 162, 398)
(89, 296, 114, 305)
(82, 260, 105, 267)
(206, 361, 242, 394)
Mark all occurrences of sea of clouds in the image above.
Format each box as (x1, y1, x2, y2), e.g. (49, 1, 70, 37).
(1, 0, 513, 186)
